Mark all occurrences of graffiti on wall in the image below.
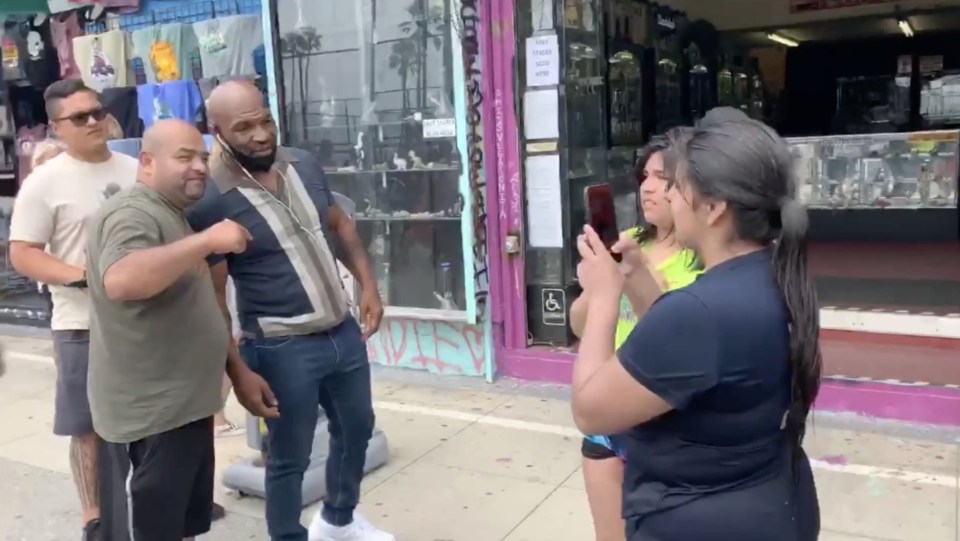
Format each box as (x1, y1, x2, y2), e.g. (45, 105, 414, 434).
(459, 0, 489, 321)
(367, 318, 485, 376)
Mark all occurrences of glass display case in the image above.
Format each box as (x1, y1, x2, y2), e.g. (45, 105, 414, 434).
(604, 0, 645, 146)
(608, 49, 644, 146)
(276, 0, 469, 315)
(788, 131, 959, 209)
(649, 5, 684, 134)
(686, 43, 711, 122)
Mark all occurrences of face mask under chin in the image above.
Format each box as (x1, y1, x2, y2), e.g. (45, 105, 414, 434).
(224, 139, 277, 173)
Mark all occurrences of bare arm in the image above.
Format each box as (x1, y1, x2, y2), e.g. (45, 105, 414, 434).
(327, 206, 376, 290)
(98, 209, 248, 303)
(612, 235, 664, 321)
(8, 173, 82, 285)
(571, 290, 671, 434)
(209, 261, 248, 382)
(622, 269, 662, 320)
(9, 242, 84, 285)
(570, 293, 589, 338)
(104, 233, 212, 302)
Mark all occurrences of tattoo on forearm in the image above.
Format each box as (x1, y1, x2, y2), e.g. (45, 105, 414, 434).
(70, 435, 99, 514)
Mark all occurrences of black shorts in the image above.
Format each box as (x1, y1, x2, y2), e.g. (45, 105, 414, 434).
(126, 417, 215, 541)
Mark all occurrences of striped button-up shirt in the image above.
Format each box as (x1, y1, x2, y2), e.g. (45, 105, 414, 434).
(186, 147, 349, 338)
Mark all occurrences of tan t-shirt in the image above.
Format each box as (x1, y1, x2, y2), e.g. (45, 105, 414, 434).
(72, 30, 130, 92)
(9, 152, 138, 330)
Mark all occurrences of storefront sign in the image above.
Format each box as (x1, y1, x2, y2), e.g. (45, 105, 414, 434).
(790, 0, 899, 12)
(523, 89, 559, 140)
(423, 118, 457, 139)
(541, 288, 567, 326)
(525, 154, 563, 248)
(525, 34, 559, 87)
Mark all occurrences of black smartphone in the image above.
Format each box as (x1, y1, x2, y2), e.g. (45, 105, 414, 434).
(584, 184, 622, 262)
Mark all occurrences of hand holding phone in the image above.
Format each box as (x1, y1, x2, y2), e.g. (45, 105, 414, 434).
(584, 184, 621, 262)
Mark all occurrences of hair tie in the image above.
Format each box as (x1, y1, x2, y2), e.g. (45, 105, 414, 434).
(779, 198, 808, 237)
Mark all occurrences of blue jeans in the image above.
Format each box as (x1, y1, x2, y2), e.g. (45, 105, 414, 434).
(240, 319, 374, 541)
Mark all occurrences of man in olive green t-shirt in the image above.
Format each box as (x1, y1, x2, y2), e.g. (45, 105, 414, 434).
(86, 119, 278, 541)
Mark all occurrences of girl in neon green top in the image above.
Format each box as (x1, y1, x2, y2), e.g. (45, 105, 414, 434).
(572, 137, 700, 541)
(613, 226, 700, 347)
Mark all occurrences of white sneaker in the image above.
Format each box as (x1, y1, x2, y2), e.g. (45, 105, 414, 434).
(308, 511, 396, 541)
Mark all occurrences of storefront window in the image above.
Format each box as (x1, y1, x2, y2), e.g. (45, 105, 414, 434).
(275, 0, 466, 313)
(788, 131, 960, 313)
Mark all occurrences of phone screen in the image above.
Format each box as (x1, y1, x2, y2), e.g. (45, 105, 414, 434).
(584, 184, 621, 262)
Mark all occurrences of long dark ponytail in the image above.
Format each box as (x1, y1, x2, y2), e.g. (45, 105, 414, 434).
(667, 119, 822, 465)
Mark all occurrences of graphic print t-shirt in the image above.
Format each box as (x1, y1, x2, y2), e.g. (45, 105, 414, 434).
(1, 25, 27, 82)
(73, 30, 129, 92)
(101, 86, 144, 138)
(132, 23, 201, 84)
(136, 80, 203, 130)
(193, 15, 263, 77)
(10, 151, 138, 330)
(20, 19, 59, 88)
(15, 124, 46, 184)
(51, 11, 83, 79)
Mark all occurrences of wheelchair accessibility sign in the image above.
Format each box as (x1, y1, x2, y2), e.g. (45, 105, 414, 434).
(541, 288, 566, 326)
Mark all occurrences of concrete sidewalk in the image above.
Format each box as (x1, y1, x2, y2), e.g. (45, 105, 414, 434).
(1, 334, 958, 541)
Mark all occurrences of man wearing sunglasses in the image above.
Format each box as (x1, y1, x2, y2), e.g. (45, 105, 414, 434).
(9, 79, 138, 541)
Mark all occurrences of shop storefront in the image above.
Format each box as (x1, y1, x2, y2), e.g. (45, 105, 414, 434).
(481, 0, 960, 417)
(0, 0, 268, 326)
(481, 0, 704, 382)
(268, 0, 492, 378)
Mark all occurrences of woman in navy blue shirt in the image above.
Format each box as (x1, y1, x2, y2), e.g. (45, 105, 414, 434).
(573, 119, 820, 540)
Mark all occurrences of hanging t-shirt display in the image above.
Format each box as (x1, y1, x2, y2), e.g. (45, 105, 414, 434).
(50, 11, 83, 79)
(98, 0, 141, 13)
(132, 23, 201, 84)
(16, 124, 47, 185)
(136, 80, 203, 130)
(73, 30, 129, 92)
(8, 85, 47, 130)
(2, 25, 27, 82)
(47, 0, 94, 14)
(101, 86, 143, 139)
(50, 11, 82, 79)
(19, 19, 59, 89)
(193, 15, 262, 78)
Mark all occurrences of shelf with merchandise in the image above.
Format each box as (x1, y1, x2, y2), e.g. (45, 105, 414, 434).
(329, 161, 465, 312)
(788, 132, 960, 210)
(276, 0, 469, 316)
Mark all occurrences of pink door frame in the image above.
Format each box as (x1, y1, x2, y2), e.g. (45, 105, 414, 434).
(477, 0, 960, 428)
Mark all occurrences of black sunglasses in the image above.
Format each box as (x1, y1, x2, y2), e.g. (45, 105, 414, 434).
(55, 108, 108, 127)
